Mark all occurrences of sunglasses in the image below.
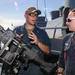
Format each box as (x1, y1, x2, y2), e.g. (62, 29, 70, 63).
(66, 18, 75, 22)
(27, 13, 38, 17)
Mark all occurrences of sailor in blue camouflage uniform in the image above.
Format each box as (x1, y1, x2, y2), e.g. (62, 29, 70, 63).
(57, 9, 75, 75)
(13, 7, 51, 75)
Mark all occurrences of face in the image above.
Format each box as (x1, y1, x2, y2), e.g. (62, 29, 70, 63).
(25, 12, 38, 26)
(66, 11, 75, 31)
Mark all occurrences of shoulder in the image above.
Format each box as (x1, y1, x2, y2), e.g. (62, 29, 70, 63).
(13, 25, 24, 31)
(35, 26, 46, 33)
(64, 33, 73, 38)
(63, 33, 73, 41)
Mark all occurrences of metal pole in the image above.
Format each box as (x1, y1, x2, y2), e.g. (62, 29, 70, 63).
(36, 0, 38, 9)
(44, 0, 48, 21)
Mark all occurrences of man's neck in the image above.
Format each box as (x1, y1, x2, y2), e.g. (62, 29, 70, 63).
(25, 23, 35, 30)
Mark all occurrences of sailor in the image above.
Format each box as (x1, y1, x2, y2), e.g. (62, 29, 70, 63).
(13, 7, 51, 75)
(57, 9, 75, 75)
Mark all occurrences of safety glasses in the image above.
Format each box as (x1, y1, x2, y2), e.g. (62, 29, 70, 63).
(27, 13, 38, 17)
(66, 18, 75, 22)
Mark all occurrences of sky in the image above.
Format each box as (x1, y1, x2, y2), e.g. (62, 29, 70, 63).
(0, 0, 64, 29)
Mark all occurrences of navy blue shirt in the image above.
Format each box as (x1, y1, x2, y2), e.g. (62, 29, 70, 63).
(13, 25, 51, 59)
(58, 33, 75, 75)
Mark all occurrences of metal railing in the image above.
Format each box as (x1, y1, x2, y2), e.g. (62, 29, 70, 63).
(40, 26, 68, 38)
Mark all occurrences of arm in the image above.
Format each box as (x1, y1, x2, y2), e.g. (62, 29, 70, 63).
(37, 41, 50, 54)
(28, 31, 50, 54)
(57, 38, 66, 75)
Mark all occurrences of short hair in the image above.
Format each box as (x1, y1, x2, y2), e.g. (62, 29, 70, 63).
(70, 8, 75, 16)
(71, 8, 75, 12)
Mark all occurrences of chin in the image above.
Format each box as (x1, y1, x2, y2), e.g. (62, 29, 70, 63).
(69, 28, 72, 31)
(69, 28, 74, 32)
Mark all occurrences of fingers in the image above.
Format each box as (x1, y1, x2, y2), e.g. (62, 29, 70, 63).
(28, 31, 38, 45)
(16, 34, 23, 38)
(28, 32, 35, 40)
(19, 34, 23, 38)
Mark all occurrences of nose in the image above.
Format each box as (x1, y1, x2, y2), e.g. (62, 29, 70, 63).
(66, 21, 69, 26)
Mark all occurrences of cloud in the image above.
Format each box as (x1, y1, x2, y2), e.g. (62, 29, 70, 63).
(0, 16, 24, 30)
(14, 1, 19, 11)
